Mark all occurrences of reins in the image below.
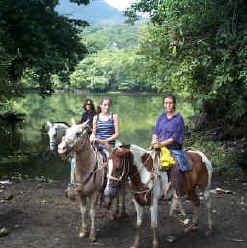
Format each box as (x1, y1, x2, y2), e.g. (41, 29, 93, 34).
(107, 155, 130, 184)
(71, 132, 106, 188)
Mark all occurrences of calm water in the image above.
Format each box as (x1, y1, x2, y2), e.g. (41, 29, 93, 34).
(0, 93, 193, 181)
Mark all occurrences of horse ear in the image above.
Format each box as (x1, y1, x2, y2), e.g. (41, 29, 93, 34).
(115, 148, 130, 158)
(71, 117, 76, 126)
(81, 120, 89, 128)
(47, 121, 52, 128)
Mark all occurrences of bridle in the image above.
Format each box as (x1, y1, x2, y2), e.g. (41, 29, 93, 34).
(107, 150, 131, 185)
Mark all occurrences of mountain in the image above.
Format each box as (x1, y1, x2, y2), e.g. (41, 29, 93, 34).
(55, 0, 126, 26)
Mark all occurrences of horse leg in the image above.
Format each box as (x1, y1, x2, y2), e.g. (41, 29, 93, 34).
(130, 199, 143, 248)
(79, 196, 87, 238)
(150, 199, 159, 248)
(89, 192, 98, 242)
(169, 190, 186, 217)
(185, 190, 200, 232)
(120, 183, 127, 218)
(204, 189, 213, 232)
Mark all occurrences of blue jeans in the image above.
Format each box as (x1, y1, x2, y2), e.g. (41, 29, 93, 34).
(70, 157, 75, 185)
(170, 149, 188, 172)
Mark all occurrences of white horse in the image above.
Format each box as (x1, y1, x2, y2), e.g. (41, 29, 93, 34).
(46, 121, 70, 152)
(58, 119, 127, 241)
(105, 144, 213, 248)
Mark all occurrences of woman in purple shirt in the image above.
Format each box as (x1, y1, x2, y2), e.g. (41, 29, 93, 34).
(152, 93, 185, 148)
(152, 93, 188, 195)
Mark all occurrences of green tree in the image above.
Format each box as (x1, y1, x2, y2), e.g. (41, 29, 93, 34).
(126, 0, 247, 134)
(0, 0, 90, 111)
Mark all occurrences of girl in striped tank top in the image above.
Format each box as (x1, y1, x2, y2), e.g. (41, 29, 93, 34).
(91, 96, 120, 160)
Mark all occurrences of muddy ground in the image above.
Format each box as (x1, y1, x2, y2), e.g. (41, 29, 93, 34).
(0, 177, 247, 248)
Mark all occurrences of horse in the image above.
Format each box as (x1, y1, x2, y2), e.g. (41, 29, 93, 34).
(165, 149, 213, 232)
(57, 119, 127, 242)
(104, 144, 213, 248)
(46, 121, 70, 152)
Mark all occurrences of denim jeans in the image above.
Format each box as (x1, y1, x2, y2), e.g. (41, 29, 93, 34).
(170, 149, 188, 172)
(70, 157, 75, 185)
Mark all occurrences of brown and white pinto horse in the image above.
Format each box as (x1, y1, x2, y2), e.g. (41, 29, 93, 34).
(58, 119, 127, 242)
(105, 144, 213, 248)
(165, 149, 213, 232)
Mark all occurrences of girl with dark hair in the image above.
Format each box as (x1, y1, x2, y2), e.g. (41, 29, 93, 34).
(91, 96, 119, 160)
(80, 98, 96, 134)
(68, 98, 96, 189)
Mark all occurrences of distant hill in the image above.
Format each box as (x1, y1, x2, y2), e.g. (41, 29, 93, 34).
(56, 0, 127, 25)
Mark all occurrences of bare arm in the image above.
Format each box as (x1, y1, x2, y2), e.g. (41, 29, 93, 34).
(90, 115, 97, 140)
(152, 134, 174, 148)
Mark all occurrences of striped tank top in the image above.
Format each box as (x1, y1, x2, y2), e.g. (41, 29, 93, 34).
(96, 113, 115, 148)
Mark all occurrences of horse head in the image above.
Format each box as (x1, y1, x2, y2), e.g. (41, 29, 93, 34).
(58, 118, 88, 156)
(103, 146, 132, 209)
(47, 121, 70, 152)
(47, 121, 57, 152)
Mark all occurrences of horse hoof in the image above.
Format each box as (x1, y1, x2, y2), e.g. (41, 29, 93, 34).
(89, 236, 97, 242)
(184, 224, 198, 233)
(79, 232, 87, 238)
(205, 228, 213, 236)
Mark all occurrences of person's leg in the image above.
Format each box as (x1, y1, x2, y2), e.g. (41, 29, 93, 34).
(102, 148, 110, 161)
(70, 157, 75, 185)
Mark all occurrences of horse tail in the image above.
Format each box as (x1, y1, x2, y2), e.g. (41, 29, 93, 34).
(187, 150, 213, 198)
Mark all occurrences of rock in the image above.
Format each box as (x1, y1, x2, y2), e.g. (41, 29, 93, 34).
(0, 227, 8, 237)
(166, 235, 177, 243)
(215, 187, 233, 194)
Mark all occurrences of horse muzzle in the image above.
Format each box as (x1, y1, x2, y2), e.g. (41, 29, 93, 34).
(49, 143, 57, 153)
(58, 141, 67, 154)
(103, 185, 119, 209)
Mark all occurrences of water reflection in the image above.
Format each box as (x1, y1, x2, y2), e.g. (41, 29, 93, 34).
(0, 93, 193, 181)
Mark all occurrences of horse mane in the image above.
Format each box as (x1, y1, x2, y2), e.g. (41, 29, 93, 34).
(119, 144, 131, 149)
(52, 122, 71, 127)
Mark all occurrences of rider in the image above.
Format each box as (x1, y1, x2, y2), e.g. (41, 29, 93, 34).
(80, 98, 96, 135)
(91, 96, 120, 160)
(69, 99, 96, 187)
(151, 93, 188, 196)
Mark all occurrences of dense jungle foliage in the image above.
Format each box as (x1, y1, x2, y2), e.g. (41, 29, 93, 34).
(2, 0, 247, 139)
(124, 0, 247, 138)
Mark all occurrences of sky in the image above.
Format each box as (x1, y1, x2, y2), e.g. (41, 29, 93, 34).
(105, 0, 137, 11)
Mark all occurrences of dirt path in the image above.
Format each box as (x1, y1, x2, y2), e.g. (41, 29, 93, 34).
(1, 178, 247, 248)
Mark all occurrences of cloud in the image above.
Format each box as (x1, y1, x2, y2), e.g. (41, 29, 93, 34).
(104, 0, 136, 11)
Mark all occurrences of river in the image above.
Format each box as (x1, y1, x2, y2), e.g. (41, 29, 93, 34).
(0, 93, 193, 181)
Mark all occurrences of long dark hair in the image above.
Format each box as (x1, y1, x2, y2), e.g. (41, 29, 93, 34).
(97, 96, 112, 114)
(83, 98, 96, 112)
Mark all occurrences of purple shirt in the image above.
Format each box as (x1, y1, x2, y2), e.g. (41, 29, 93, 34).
(153, 112, 185, 145)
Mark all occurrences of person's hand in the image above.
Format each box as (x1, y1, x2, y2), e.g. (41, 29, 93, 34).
(95, 139, 105, 144)
(90, 134, 96, 142)
(153, 141, 160, 149)
(152, 136, 158, 145)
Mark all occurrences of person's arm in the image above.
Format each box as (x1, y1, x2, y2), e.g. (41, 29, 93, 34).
(105, 113, 120, 142)
(155, 138, 174, 148)
(90, 115, 97, 142)
(152, 116, 161, 146)
(154, 115, 185, 148)
(80, 112, 86, 124)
